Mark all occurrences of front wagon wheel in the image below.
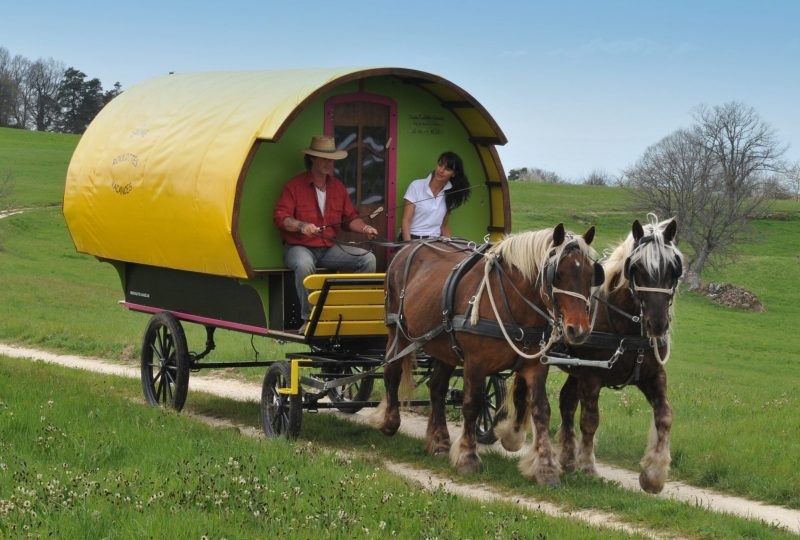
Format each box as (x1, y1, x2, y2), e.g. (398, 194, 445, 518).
(261, 362, 302, 439)
(141, 312, 190, 411)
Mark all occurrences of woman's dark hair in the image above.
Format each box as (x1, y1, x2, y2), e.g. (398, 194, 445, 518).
(438, 151, 470, 212)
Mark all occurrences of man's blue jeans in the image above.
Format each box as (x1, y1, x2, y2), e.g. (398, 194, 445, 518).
(284, 243, 376, 321)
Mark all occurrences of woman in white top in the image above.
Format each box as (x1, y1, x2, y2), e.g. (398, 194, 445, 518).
(401, 151, 471, 241)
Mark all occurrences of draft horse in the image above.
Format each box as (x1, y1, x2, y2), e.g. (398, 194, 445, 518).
(500, 215, 683, 493)
(374, 225, 603, 486)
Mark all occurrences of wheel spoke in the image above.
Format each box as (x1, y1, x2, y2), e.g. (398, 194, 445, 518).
(156, 377, 165, 403)
(164, 334, 174, 360)
(157, 328, 167, 359)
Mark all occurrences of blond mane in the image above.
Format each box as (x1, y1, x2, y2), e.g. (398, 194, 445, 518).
(601, 214, 684, 295)
(490, 227, 596, 285)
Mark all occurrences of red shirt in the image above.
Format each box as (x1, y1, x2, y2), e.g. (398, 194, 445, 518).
(273, 171, 359, 247)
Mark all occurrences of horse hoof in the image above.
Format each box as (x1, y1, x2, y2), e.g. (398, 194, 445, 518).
(456, 460, 481, 475)
(544, 477, 561, 488)
(639, 471, 665, 494)
(536, 474, 561, 488)
(427, 443, 451, 456)
(379, 422, 400, 437)
(580, 465, 598, 477)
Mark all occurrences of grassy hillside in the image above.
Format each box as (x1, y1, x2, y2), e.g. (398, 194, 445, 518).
(1, 128, 799, 511)
(0, 127, 79, 208)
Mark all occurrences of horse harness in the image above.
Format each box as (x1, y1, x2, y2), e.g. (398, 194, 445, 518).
(545, 234, 678, 388)
(385, 237, 595, 371)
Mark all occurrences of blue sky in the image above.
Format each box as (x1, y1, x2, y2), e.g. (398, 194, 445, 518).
(4, 0, 798, 180)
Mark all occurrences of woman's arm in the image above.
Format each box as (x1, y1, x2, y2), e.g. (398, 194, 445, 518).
(401, 201, 416, 241)
(440, 212, 451, 237)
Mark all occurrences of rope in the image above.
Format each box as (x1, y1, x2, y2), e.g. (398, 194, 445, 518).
(480, 254, 560, 360)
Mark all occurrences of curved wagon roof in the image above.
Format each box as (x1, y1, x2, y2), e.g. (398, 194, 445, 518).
(64, 67, 507, 278)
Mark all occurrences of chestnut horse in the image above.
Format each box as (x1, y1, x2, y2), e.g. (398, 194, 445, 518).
(498, 215, 683, 492)
(374, 224, 602, 486)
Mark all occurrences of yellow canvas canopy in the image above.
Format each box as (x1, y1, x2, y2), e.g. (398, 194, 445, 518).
(64, 67, 507, 278)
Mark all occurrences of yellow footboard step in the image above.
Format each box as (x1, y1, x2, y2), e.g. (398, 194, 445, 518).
(304, 273, 387, 338)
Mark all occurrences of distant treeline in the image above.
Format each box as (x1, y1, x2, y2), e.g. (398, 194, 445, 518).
(0, 46, 122, 134)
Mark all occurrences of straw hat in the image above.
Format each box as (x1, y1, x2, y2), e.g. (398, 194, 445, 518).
(302, 135, 347, 160)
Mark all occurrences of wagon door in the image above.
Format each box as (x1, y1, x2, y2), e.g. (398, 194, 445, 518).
(327, 96, 396, 270)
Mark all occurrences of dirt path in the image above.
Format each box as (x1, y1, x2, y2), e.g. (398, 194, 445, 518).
(2, 343, 799, 535)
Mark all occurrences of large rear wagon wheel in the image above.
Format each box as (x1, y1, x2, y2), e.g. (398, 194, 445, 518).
(261, 362, 302, 439)
(141, 312, 190, 411)
(476, 374, 507, 445)
(328, 365, 375, 413)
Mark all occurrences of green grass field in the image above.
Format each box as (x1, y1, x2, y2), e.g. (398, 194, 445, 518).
(2, 358, 634, 539)
(1, 126, 799, 536)
(0, 127, 76, 208)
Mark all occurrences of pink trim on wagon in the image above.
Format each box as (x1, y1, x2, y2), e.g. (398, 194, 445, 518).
(122, 302, 269, 335)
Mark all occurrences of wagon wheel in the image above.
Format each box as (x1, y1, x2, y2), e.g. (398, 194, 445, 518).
(476, 374, 507, 445)
(327, 365, 375, 413)
(449, 373, 507, 444)
(141, 312, 190, 411)
(260, 362, 301, 439)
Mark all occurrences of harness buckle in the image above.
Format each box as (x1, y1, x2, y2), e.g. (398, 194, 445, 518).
(514, 327, 525, 342)
(442, 309, 452, 332)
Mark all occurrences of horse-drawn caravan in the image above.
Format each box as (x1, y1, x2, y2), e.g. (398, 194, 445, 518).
(62, 67, 513, 437)
(63, 67, 684, 492)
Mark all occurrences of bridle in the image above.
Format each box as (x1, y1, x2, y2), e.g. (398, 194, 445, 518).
(543, 239, 604, 325)
(624, 235, 681, 310)
(605, 234, 683, 365)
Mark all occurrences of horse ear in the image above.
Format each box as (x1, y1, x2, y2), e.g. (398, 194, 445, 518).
(583, 225, 596, 246)
(663, 219, 678, 244)
(552, 223, 566, 246)
(632, 220, 644, 242)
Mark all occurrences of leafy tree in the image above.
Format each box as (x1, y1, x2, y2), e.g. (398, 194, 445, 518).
(625, 102, 785, 289)
(507, 167, 564, 183)
(508, 167, 529, 181)
(56, 67, 107, 134)
(104, 81, 122, 105)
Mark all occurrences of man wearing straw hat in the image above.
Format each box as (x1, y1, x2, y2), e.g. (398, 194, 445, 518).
(274, 135, 378, 332)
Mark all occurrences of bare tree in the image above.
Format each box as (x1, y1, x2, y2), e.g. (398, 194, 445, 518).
(786, 162, 800, 201)
(7, 54, 32, 128)
(582, 168, 611, 186)
(625, 102, 785, 289)
(0, 47, 17, 127)
(27, 57, 64, 131)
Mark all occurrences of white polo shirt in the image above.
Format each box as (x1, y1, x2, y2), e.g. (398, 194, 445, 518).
(404, 174, 452, 236)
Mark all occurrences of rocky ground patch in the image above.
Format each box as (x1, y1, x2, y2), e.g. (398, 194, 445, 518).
(703, 282, 765, 312)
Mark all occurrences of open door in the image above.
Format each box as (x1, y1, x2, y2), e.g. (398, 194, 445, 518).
(327, 95, 396, 270)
